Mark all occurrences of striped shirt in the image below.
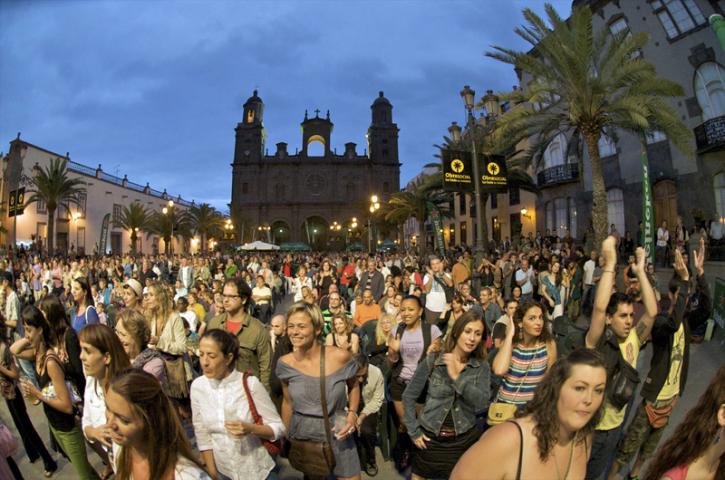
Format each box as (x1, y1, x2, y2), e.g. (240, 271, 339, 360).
(497, 342, 549, 405)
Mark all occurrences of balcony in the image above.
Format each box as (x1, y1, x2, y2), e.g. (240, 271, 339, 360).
(694, 115, 725, 153)
(537, 163, 579, 187)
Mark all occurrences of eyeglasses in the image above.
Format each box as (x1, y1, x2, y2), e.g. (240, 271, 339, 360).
(222, 294, 241, 300)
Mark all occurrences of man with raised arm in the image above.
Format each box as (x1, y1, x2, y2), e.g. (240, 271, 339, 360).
(585, 237, 658, 480)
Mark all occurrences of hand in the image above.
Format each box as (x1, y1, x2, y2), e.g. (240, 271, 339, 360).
(548, 298, 555, 308)
(426, 266, 433, 276)
(90, 425, 113, 448)
(19, 378, 39, 399)
(673, 249, 689, 282)
(356, 413, 366, 431)
(333, 414, 356, 440)
(149, 335, 159, 345)
(694, 237, 705, 277)
(442, 353, 464, 381)
(413, 433, 431, 450)
(388, 333, 401, 353)
(224, 420, 254, 438)
(601, 236, 618, 267)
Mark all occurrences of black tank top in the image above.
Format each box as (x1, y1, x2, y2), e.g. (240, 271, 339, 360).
(38, 353, 76, 432)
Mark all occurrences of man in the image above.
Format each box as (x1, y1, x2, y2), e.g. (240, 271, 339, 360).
(269, 314, 292, 409)
(514, 256, 534, 301)
(2, 272, 21, 342)
(584, 238, 657, 480)
(176, 296, 198, 333)
(138, 258, 157, 285)
(608, 240, 708, 480)
(354, 355, 385, 477)
(251, 274, 273, 324)
(318, 283, 340, 312)
(178, 257, 193, 290)
(582, 250, 598, 315)
(451, 253, 471, 290)
(321, 291, 351, 337)
(423, 255, 453, 325)
(352, 289, 381, 328)
(458, 283, 478, 311)
(206, 278, 272, 391)
(358, 258, 385, 302)
(473, 287, 503, 333)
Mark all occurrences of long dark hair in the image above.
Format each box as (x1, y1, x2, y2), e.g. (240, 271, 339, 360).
(72, 276, 94, 310)
(512, 300, 553, 343)
(39, 295, 71, 349)
(516, 349, 607, 460)
(22, 305, 53, 349)
(443, 310, 487, 360)
(643, 365, 725, 480)
(78, 324, 130, 391)
(110, 369, 205, 479)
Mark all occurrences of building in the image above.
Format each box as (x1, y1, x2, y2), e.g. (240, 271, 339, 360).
(528, 0, 725, 242)
(229, 90, 401, 250)
(0, 137, 194, 255)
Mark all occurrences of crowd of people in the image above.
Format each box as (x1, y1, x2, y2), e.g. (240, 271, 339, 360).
(0, 233, 720, 480)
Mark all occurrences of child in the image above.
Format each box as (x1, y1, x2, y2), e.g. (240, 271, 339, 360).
(96, 302, 108, 325)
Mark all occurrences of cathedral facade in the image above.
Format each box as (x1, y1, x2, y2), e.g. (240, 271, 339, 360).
(229, 90, 400, 249)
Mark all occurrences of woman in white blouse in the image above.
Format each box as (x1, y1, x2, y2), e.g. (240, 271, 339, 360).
(191, 329, 285, 480)
(79, 323, 130, 480)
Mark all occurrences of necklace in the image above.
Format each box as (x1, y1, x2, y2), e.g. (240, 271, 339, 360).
(552, 438, 575, 480)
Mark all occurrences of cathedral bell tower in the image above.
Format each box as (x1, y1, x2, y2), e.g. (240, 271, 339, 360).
(234, 90, 265, 164)
(367, 91, 399, 166)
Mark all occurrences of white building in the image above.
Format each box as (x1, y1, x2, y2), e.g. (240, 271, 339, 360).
(1, 137, 196, 255)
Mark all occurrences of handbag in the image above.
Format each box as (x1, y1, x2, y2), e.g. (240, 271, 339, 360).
(242, 372, 282, 456)
(161, 353, 190, 398)
(0, 345, 16, 400)
(487, 348, 533, 426)
(645, 397, 678, 429)
(433, 275, 454, 303)
(609, 354, 640, 410)
(287, 345, 336, 476)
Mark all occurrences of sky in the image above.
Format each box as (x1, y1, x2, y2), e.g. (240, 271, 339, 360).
(0, 0, 572, 211)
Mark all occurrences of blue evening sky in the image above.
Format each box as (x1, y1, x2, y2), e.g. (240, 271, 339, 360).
(0, 0, 571, 210)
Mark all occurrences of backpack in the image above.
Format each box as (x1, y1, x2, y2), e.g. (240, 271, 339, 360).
(390, 322, 433, 380)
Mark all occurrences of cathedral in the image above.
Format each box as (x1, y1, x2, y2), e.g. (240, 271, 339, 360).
(229, 90, 400, 249)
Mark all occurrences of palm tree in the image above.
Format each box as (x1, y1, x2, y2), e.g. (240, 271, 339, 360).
(24, 158, 86, 255)
(188, 203, 224, 252)
(487, 3, 693, 246)
(150, 208, 193, 255)
(114, 203, 152, 254)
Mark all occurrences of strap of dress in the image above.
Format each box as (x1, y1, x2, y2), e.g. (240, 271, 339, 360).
(508, 420, 523, 480)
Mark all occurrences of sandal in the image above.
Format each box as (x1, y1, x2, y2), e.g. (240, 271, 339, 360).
(43, 468, 56, 478)
(101, 463, 114, 480)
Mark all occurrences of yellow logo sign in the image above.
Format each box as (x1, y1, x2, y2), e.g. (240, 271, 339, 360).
(451, 159, 464, 173)
(487, 162, 500, 176)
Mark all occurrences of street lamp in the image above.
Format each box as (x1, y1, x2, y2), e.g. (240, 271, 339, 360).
(257, 224, 271, 242)
(368, 195, 380, 253)
(162, 199, 174, 255)
(224, 219, 234, 246)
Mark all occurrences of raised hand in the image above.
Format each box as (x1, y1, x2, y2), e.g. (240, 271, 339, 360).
(442, 353, 465, 381)
(601, 236, 618, 267)
(673, 248, 689, 282)
(631, 247, 646, 276)
(694, 237, 705, 277)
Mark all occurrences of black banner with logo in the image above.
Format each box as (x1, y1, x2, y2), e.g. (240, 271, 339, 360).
(7, 188, 25, 217)
(480, 155, 508, 193)
(442, 150, 474, 192)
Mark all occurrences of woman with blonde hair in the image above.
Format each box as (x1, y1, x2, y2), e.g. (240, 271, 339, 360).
(367, 313, 394, 369)
(326, 313, 360, 353)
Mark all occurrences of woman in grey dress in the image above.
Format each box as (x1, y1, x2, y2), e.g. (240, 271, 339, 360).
(277, 302, 362, 480)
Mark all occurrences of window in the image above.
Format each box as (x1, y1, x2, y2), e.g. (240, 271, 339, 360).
(113, 204, 122, 226)
(458, 194, 466, 216)
(598, 133, 617, 157)
(652, 0, 706, 39)
(568, 198, 578, 239)
(645, 130, 668, 144)
(460, 222, 468, 244)
(36, 197, 47, 214)
(509, 187, 520, 205)
(449, 225, 456, 246)
(470, 196, 476, 217)
(715, 172, 725, 220)
(77, 226, 85, 255)
(607, 189, 625, 237)
(609, 17, 630, 36)
(555, 197, 568, 238)
(694, 62, 725, 121)
(543, 133, 567, 169)
(77, 192, 87, 218)
(490, 193, 498, 210)
(546, 201, 554, 233)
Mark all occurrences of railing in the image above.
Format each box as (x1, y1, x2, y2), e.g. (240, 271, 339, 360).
(694, 115, 725, 153)
(537, 163, 579, 187)
(68, 160, 97, 177)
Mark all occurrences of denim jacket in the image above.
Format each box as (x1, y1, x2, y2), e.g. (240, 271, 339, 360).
(402, 352, 490, 440)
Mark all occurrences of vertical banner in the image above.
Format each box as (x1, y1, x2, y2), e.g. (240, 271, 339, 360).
(7, 188, 26, 217)
(442, 150, 474, 192)
(429, 202, 445, 257)
(98, 213, 111, 255)
(640, 150, 655, 265)
(479, 155, 508, 193)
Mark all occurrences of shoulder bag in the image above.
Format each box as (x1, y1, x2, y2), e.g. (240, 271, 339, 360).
(487, 348, 534, 426)
(287, 345, 337, 476)
(242, 372, 282, 456)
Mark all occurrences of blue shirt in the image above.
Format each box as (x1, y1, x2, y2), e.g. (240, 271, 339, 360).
(72, 305, 99, 332)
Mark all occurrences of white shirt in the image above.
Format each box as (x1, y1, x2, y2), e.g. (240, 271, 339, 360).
(190, 370, 285, 480)
(710, 221, 725, 240)
(657, 227, 669, 247)
(583, 259, 596, 286)
(423, 272, 450, 312)
(291, 277, 312, 302)
(252, 285, 272, 305)
(515, 267, 533, 295)
(112, 443, 210, 480)
(82, 377, 107, 446)
(180, 310, 198, 333)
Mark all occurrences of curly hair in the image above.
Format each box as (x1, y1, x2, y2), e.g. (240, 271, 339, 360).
(515, 349, 607, 461)
(643, 365, 725, 480)
(512, 300, 553, 343)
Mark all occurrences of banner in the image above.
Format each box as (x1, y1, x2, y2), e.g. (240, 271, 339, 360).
(442, 150, 474, 192)
(480, 155, 508, 193)
(7, 188, 25, 217)
(429, 202, 445, 257)
(98, 213, 111, 255)
(640, 149, 655, 265)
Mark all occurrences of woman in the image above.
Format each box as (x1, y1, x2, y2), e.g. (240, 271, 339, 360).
(403, 311, 490, 480)
(491, 300, 557, 408)
(316, 260, 337, 297)
(114, 309, 168, 387)
(19, 306, 98, 479)
(643, 365, 725, 480)
(0, 313, 57, 477)
(277, 302, 361, 480)
(71, 277, 99, 332)
(540, 261, 565, 320)
(325, 314, 360, 354)
(291, 266, 313, 303)
(367, 313, 394, 370)
(379, 286, 398, 315)
(145, 282, 189, 399)
(191, 329, 284, 480)
(439, 295, 466, 339)
(79, 324, 130, 480)
(452, 349, 608, 480)
(106, 369, 209, 479)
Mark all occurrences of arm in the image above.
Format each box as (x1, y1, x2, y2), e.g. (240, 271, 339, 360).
(25, 357, 74, 415)
(401, 356, 432, 440)
(546, 340, 557, 371)
(9, 338, 35, 360)
(325, 333, 334, 346)
(280, 381, 292, 431)
(191, 384, 218, 479)
(441, 272, 454, 287)
(360, 369, 385, 418)
(450, 421, 519, 480)
(449, 358, 489, 412)
(155, 314, 187, 355)
(492, 320, 515, 376)
(0, 350, 18, 380)
(424, 271, 434, 293)
(633, 247, 658, 343)
(255, 328, 272, 393)
(586, 237, 617, 349)
(351, 334, 360, 354)
(248, 376, 285, 441)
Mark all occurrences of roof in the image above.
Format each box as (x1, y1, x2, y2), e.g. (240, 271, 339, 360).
(372, 91, 391, 106)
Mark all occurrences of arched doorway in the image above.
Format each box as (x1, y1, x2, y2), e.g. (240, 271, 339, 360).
(653, 180, 678, 229)
(271, 221, 291, 245)
(301, 216, 328, 250)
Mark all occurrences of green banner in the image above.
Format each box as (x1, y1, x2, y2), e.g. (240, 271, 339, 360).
(710, 14, 725, 53)
(98, 213, 111, 255)
(640, 149, 655, 265)
(429, 203, 445, 257)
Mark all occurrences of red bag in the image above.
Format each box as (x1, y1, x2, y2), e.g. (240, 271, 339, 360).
(242, 372, 282, 456)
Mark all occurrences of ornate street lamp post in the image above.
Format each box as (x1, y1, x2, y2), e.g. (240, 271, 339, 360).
(368, 195, 380, 253)
(161, 199, 174, 256)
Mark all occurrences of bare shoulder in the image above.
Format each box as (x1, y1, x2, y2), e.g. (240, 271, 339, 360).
(327, 345, 351, 366)
(451, 421, 521, 480)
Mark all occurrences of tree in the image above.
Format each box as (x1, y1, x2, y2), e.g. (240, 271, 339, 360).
(150, 208, 192, 255)
(488, 3, 693, 247)
(114, 202, 152, 254)
(24, 158, 86, 255)
(188, 203, 224, 252)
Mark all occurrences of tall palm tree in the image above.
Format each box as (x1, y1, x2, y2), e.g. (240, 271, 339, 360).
(114, 202, 152, 254)
(24, 157, 86, 254)
(487, 3, 693, 246)
(150, 208, 193, 255)
(188, 203, 224, 252)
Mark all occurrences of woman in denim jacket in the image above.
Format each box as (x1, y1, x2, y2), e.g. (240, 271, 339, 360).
(402, 310, 490, 480)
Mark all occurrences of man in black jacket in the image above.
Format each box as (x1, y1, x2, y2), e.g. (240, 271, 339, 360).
(358, 257, 385, 302)
(608, 239, 709, 480)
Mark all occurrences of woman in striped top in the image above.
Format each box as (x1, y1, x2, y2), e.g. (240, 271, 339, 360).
(492, 300, 557, 405)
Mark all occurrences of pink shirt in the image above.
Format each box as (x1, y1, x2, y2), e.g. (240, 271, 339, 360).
(662, 464, 688, 480)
